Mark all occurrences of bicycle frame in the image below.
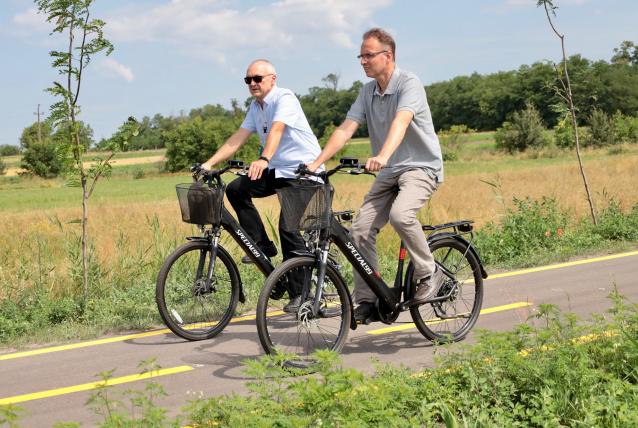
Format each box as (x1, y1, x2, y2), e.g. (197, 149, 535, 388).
(312, 213, 487, 329)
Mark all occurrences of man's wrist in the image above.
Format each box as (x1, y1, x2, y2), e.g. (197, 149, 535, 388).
(258, 155, 270, 164)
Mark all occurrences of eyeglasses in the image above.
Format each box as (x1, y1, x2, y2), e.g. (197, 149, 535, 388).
(357, 50, 388, 61)
(244, 74, 274, 84)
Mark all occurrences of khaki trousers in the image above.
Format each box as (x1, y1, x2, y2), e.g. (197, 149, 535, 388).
(351, 168, 439, 304)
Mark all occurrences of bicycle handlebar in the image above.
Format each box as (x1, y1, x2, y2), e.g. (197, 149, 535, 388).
(191, 160, 247, 184)
(295, 159, 374, 182)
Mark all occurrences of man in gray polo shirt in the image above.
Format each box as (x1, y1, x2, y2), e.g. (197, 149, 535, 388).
(307, 28, 444, 322)
(202, 59, 322, 311)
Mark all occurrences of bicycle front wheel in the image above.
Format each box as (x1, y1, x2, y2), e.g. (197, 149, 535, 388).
(156, 241, 240, 341)
(409, 237, 483, 343)
(256, 257, 351, 365)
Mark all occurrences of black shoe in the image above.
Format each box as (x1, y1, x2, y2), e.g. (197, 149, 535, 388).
(283, 295, 302, 313)
(283, 294, 315, 313)
(354, 302, 378, 324)
(269, 283, 287, 300)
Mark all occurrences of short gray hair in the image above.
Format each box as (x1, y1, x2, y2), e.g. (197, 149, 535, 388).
(362, 28, 396, 59)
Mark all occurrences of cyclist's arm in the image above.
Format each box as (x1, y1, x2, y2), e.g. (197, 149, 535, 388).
(248, 121, 285, 180)
(307, 119, 359, 172)
(201, 128, 252, 170)
(365, 110, 413, 172)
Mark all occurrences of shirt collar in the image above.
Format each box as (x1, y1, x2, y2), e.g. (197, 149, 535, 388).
(257, 85, 277, 108)
(374, 66, 400, 96)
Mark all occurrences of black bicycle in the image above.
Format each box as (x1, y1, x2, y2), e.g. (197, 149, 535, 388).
(156, 160, 280, 341)
(255, 158, 488, 365)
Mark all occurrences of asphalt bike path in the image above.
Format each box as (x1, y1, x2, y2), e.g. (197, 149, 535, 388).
(1, 251, 637, 426)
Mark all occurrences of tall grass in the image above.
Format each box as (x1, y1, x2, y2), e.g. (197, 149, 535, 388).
(1, 147, 637, 345)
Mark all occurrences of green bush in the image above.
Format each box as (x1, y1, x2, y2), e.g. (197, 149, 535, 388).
(20, 141, 63, 178)
(586, 108, 616, 147)
(163, 116, 260, 172)
(495, 103, 548, 152)
(132, 168, 145, 179)
(613, 111, 638, 143)
(0, 144, 21, 156)
(476, 196, 570, 266)
(553, 116, 576, 148)
(0, 157, 6, 176)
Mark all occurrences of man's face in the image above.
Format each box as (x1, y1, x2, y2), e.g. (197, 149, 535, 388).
(245, 63, 276, 101)
(359, 37, 392, 79)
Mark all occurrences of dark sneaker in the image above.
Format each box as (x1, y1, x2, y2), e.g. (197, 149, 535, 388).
(408, 267, 445, 307)
(354, 301, 377, 324)
(269, 283, 287, 300)
(283, 294, 314, 313)
(283, 296, 302, 313)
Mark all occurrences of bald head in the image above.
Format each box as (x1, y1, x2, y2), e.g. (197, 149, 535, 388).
(245, 59, 277, 102)
(247, 59, 276, 76)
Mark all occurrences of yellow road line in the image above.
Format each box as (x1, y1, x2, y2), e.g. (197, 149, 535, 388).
(367, 301, 532, 335)
(2, 250, 635, 362)
(0, 311, 275, 362)
(487, 250, 638, 280)
(0, 365, 193, 405)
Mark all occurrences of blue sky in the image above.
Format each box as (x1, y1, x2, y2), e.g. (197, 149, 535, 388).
(1, 0, 636, 146)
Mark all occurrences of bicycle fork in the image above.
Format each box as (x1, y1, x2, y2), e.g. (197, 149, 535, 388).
(197, 229, 221, 294)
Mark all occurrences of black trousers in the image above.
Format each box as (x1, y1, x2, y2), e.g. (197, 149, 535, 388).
(225, 169, 306, 263)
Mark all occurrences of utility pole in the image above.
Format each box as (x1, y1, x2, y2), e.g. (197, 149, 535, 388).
(34, 104, 42, 144)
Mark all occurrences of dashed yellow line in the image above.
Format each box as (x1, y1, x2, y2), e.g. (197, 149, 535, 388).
(0, 365, 193, 405)
(367, 301, 533, 335)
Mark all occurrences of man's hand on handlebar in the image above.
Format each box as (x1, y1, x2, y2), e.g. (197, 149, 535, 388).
(248, 158, 268, 180)
(365, 155, 387, 173)
(305, 161, 322, 173)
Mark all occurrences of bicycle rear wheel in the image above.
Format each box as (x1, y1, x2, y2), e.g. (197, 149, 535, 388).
(409, 237, 483, 343)
(256, 257, 351, 367)
(156, 241, 240, 340)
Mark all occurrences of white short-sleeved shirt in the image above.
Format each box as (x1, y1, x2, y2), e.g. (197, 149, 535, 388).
(241, 86, 322, 178)
(346, 67, 443, 182)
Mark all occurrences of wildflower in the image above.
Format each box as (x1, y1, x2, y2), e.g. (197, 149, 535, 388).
(557, 228, 564, 237)
(545, 230, 551, 238)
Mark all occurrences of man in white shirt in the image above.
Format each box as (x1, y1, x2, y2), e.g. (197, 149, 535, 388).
(202, 59, 322, 311)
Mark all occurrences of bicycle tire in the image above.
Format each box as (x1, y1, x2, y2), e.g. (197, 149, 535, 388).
(256, 256, 351, 365)
(156, 241, 240, 341)
(408, 237, 483, 343)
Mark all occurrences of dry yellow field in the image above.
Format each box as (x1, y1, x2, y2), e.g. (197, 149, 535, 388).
(2, 153, 636, 281)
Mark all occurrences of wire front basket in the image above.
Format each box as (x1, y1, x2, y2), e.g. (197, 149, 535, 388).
(176, 183, 224, 225)
(277, 181, 332, 232)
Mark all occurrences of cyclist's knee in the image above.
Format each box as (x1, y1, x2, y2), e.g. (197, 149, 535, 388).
(388, 209, 417, 231)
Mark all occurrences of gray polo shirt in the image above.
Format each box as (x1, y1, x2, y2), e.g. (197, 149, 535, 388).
(346, 66, 443, 182)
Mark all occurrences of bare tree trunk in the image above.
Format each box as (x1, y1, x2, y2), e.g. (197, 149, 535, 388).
(82, 179, 89, 303)
(542, 2, 598, 225)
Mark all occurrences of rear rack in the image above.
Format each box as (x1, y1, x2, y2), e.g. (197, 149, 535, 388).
(422, 220, 474, 233)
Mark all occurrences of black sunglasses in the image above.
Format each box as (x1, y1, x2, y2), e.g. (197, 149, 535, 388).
(244, 74, 274, 84)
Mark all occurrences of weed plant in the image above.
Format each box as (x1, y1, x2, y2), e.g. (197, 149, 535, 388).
(476, 196, 638, 268)
(178, 292, 637, 426)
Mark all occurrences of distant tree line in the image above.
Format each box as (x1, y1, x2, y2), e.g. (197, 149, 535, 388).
(12, 41, 637, 176)
(429, 44, 638, 131)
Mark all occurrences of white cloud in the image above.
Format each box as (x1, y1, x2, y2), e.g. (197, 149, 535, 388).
(12, 7, 48, 30)
(104, 0, 393, 57)
(99, 58, 134, 82)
